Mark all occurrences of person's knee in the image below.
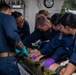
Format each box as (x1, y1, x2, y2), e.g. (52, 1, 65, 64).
(59, 68, 66, 75)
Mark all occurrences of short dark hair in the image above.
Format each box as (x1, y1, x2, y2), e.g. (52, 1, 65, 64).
(35, 16, 48, 27)
(60, 13, 76, 28)
(12, 11, 22, 19)
(50, 13, 62, 26)
(0, 2, 11, 11)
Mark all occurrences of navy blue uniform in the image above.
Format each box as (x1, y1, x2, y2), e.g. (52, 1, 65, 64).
(40, 33, 74, 61)
(69, 34, 76, 66)
(0, 12, 21, 75)
(18, 20, 30, 42)
(23, 28, 58, 48)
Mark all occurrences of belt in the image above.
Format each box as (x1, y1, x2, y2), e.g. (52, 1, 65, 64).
(0, 52, 16, 57)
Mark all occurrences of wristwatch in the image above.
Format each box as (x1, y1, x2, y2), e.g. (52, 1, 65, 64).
(44, 0, 54, 8)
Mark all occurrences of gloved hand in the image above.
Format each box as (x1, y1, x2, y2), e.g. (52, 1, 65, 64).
(15, 46, 29, 57)
(43, 58, 55, 68)
(15, 49, 20, 54)
(37, 41, 42, 46)
(32, 41, 42, 47)
(21, 46, 29, 57)
(31, 55, 36, 60)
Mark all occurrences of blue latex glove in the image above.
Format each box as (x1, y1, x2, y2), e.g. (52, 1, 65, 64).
(21, 46, 29, 57)
(15, 49, 20, 54)
(43, 59, 55, 68)
(15, 46, 29, 57)
(31, 55, 36, 60)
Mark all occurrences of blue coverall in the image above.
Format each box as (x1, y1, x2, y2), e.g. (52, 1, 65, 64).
(0, 12, 21, 75)
(69, 34, 76, 66)
(23, 28, 58, 48)
(18, 20, 30, 42)
(40, 33, 74, 62)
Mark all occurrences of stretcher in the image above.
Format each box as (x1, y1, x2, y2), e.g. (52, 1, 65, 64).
(20, 55, 58, 75)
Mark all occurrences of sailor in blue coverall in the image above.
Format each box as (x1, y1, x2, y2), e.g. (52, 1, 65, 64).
(59, 13, 76, 75)
(12, 11, 30, 42)
(0, 3, 29, 75)
(23, 16, 58, 49)
(17, 20, 30, 41)
(0, 12, 21, 75)
(45, 13, 76, 75)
